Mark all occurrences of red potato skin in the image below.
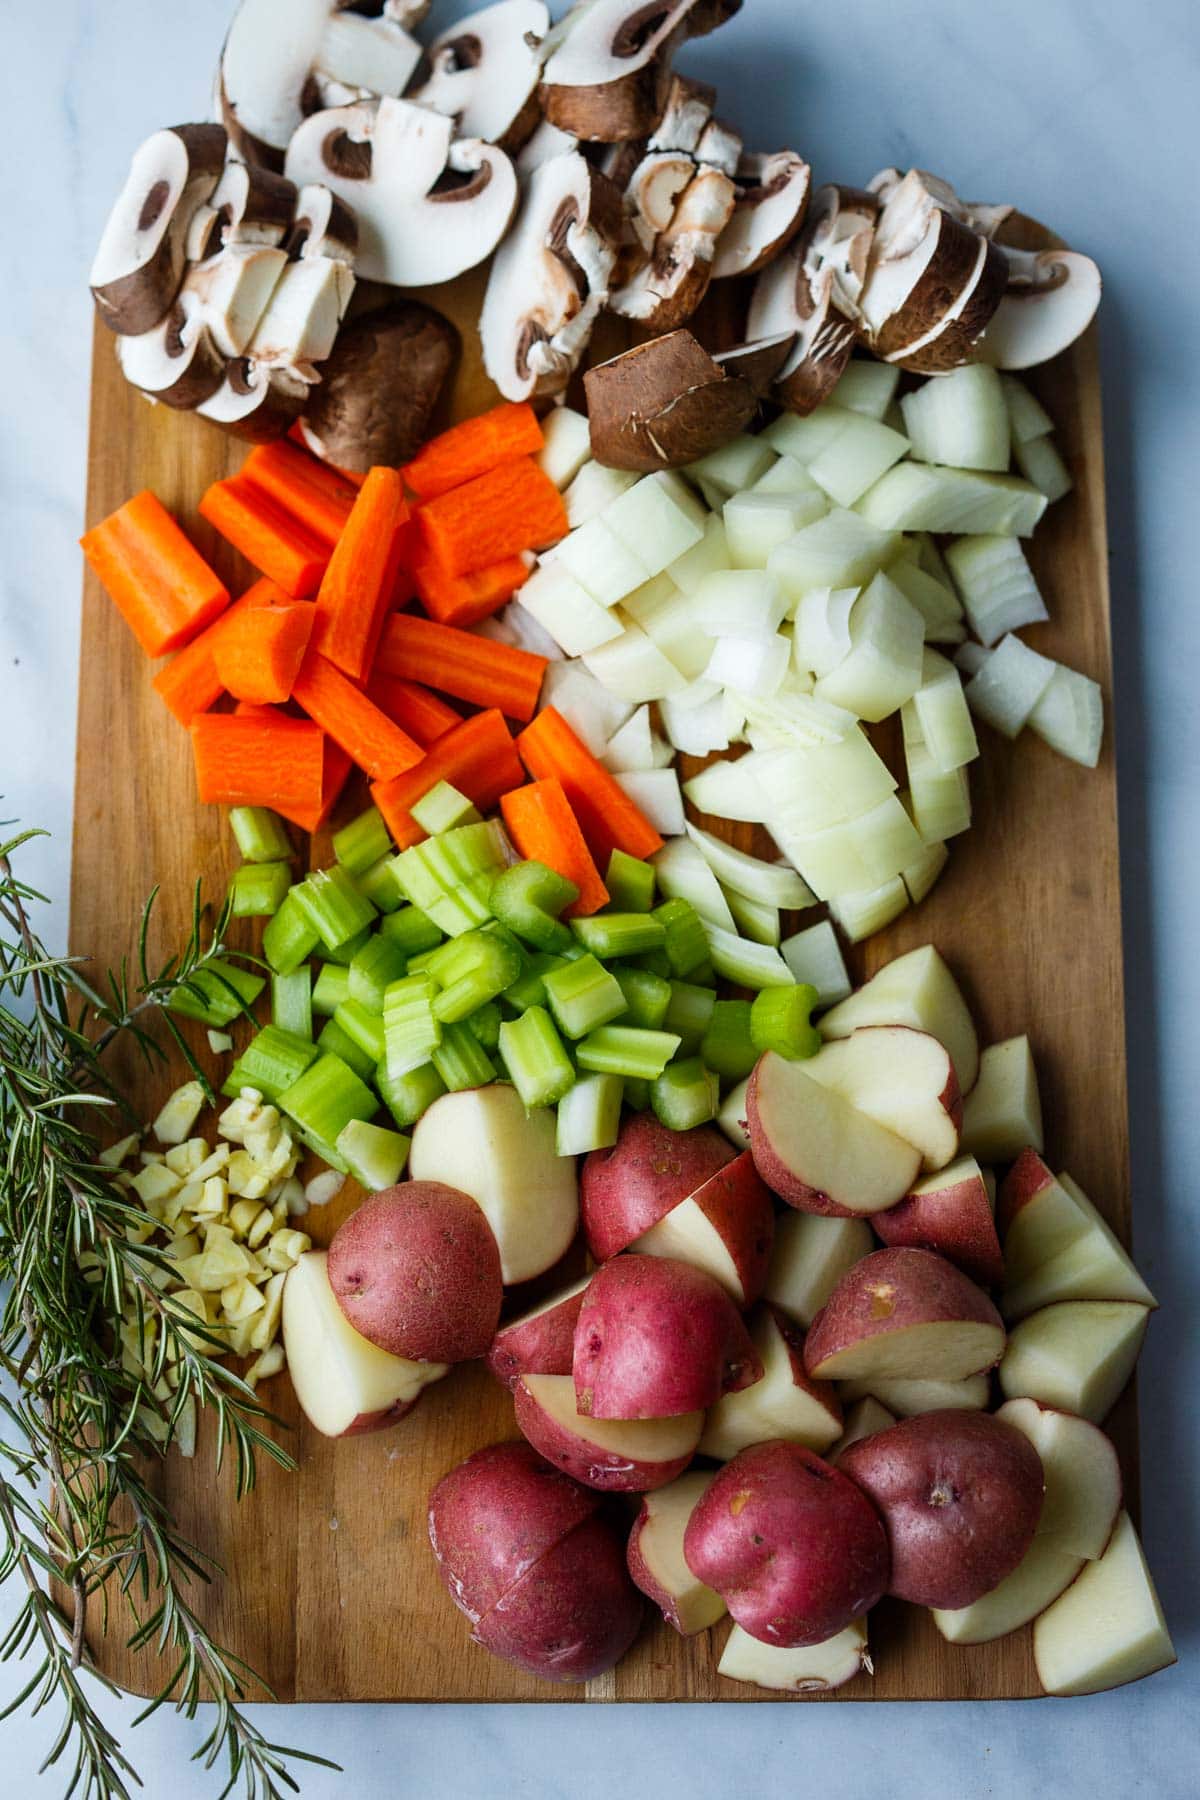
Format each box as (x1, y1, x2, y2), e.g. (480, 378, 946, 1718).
(998, 1147, 1056, 1233)
(427, 1440, 602, 1626)
(744, 1058, 867, 1218)
(874, 1172, 1004, 1288)
(513, 1376, 700, 1493)
(342, 1396, 421, 1438)
(683, 1441, 890, 1647)
(684, 1151, 776, 1305)
(581, 1114, 735, 1260)
(472, 1512, 644, 1682)
(803, 1247, 1005, 1381)
(625, 1504, 699, 1634)
(328, 1182, 503, 1364)
(486, 1284, 590, 1392)
(839, 1410, 1044, 1608)
(573, 1255, 762, 1419)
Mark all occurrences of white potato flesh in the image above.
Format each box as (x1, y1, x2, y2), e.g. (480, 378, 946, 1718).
(1032, 1513, 1175, 1696)
(961, 1035, 1044, 1162)
(996, 1397, 1122, 1560)
(718, 1620, 870, 1693)
(999, 1300, 1150, 1422)
(820, 943, 979, 1095)
(699, 1308, 842, 1460)
(838, 1373, 989, 1416)
(765, 1209, 874, 1328)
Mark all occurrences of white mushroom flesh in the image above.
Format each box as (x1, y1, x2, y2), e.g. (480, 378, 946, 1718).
(976, 248, 1102, 370)
(412, 1, 550, 147)
(711, 149, 811, 280)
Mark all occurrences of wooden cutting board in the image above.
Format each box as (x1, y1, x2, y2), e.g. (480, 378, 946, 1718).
(71, 239, 1134, 1703)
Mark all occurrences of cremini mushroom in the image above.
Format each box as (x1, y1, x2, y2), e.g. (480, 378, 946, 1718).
(539, 0, 743, 142)
(90, 124, 228, 334)
(711, 149, 811, 280)
(197, 358, 311, 441)
(298, 300, 459, 470)
(609, 160, 736, 327)
(116, 288, 227, 410)
(584, 327, 768, 469)
(410, 1, 550, 151)
(975, 245, 1102, 369)
(186, 159, 298, 262)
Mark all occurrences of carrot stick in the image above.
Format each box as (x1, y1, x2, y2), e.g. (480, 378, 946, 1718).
(415, 458, 567, 577)
(212, 603, 314, 705)
(366, 675, 460, 746)
(190, 711, 324, 813)
(199, 473, 330, 598)
(152, 577, 284, 725)
(516, 707, 664, 867)
(501, 779, 610, 917)
(371, 709, 524, 849)
(375, 613, 546, 722)
(81, 490, 230, 657)
(311, 467, 408, 680)
(411, 545, 531, 628)
(403, 402, 543, 502)
(220, 704, 354, 831)
(291, 649, 424, 782)
(242, 440, 358, 546)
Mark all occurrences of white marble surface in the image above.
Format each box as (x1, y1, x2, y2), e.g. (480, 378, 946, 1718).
(2, 1, 1198, 1794)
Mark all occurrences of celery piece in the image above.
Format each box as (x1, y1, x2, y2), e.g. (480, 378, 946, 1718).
(316, 924, 373, 968)
(355, 856, 404, 913)
(605, 849, 656, 913)
(627, 947, 673, 980)
(228, 860, 290, 919)
(491, 860, 579, 952)
(410, 781, 481, 835)
(663, 980, 716, 1055)
(431, 1022, 497, 1091)
(390, 846, 444, 912)
(624, 1076, 651, 1111)
(220, 1025, 317, 1103)
(336, 1119, 410, 1191)
(292, 1122, 348, 1175)
(468, 1001, 502, 1050)
(688, 961, 717, 988)
(701, 1000, 759, 1082)
(230, 806, 292, 865)
(279, 1051, 379, 1147)
(312, 963, 351, 1018)
(262, 889, 321, 976)
(383, 974, 442, 1077)
(504, 951, 568, 1012)
(376, 1060, 447, 1131)
(423, 821, 509, 888)
(405, 947, 438, 975)
(317, 1017, 376, 1084)
(576, 1026, 681, 1080)
(169, 959, 264, 1029)
(332, 806, 393, 878)
(750, 984, 820, 1059)
(543, 954, 627, 1039)
(612, 965, 671, 1031)
(498, 1007, 576, 1108)
(293, 865, 377, 954)
(428, 931, 522, 1024)
(349, 935, 409, 1014)
(652, 1057, 719, 1131)
(571, 913, 666, 961)
(653, 897, 710, 978)
(705, 926, 794, 991)
(556, 1073, 623, 1155)
(380, 905, 443, 957)
(333, 999, 387, 1065)
(426, 873, 496, 938)
(271, 968, 312, 1042)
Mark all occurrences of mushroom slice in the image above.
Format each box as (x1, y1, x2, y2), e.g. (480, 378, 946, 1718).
(857, 167, 991, 358)
(975, 246, 1102, 370)
(883, 232, 1009, 373)
(584, 327, 762, 470)
(91, 124, 227, 335)
(410, 1, 550, 151)
(284, 97, 518, 286)
(116, 289, 226, 410)
(299, 300, 459, 471)
(482, 152, 622, 402)
(609, 161, 736, 327)
(712, 149, 811, 280)
(693, 117, 743, 178)
(647, 74, 717, 155)
(517, 119, 580, 175)
(540, 0, 743, 142)
(247, 256, 355, 368)
(183, 244, 290, 357)
(207, 159, 299, 253)
(198, 358, 312, 441)
(714, 332, 795, 395)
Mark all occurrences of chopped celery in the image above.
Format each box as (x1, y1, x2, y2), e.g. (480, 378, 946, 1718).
(336, 1118, 410, 1191)
(751, 984, 820, 1059)
(504, 951, 568, 1012)
(468, 1001, 502, 1050)
(228, 860, 290, 919)
(571, 913, 666, 961)
(271, 968, 312, 1042)
(605, 849, 656, 913)
(380, 905, 443, 957)
(490, 859, 579, 952)
(701, 1000, 759, 1082)
(293, 865, 377, 953)
(543, 954, 627, 1039)
(356, 856, 404, 913)
(556, 1073, 623, 1155)
(312, 963, 351, 1017)
(612, 965, 671, 1031)
(317, 924, 373, 967)
(427, 931, 522, 1023)
(432, 1022, 497, 1090)
(333, 999, 386, 1065)
(653, 897, 709, 977)
(624, 1076, 651, 1111)
(627, 947, 673, 980)
(383, 974, 442, 1077)
(220, 1025, 317, 1102)
(425, 872, 495, 938)
(663, 980, 716, 1054)
(376, 1060, 447, 1130)
(410, 781, 481, 835)
(427, 820, 509, 885)
(317, 1017, 376, 1084)
(689, 961, 717, 988)
(169, 959, 264, 1028)
(498, 1007, 576, 1108)
(349, 935, 409, 1013)
(292, 1122, 348, 1174)
(229, 806, 292, 865)
(405, 946, 438, 975)
(279, 1051, 379, 1146)
(651, 1057, 719, 1131)
(576, 1026, 681, 1080)
(704, 925, 794, 990)
(262, 889, 320, 976)
(332, 806, 392, 877)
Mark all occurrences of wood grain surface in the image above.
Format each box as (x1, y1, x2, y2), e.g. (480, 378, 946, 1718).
(70, 242, 1133, 1703)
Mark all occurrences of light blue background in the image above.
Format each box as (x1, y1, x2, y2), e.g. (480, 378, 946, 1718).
(2, 2, 1197, 1794)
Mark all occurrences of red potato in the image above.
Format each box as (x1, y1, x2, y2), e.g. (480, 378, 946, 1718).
(573, 1255, 762, 1419)
(630, 1151, 776, 1307)
(747, 1051, 922, 1217)
(626, 1471, 727, 1635)
(327, 1183, 502, 1364)
(472, 1511, 644, 1683)
(839, 1410, 1044, 1608)
(580, 1114, 735, 1261)
(514, 1372, 703, 1492)
(764, 1210, 875, 1328)
(804, 1247, 1006, 1384)
(999, 1152, 1156, 1321)
(798, 1026, 963, 1173)
(819, 943, 979, 1095)
(699, 1306, 842, 1461)
(873, 1154, 1004, 1288)
(485, 1277, 592, 1392)
(683, 1441, 890, 1648)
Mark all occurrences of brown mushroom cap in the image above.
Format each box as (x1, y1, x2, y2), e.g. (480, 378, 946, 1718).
(886, 233, 1009, 372)
(711, 149, 811, 280)
(198, 358, 312, 442)
(584, 327, 759, 469)
(91, 123, 228, 336)
(116, 289, 227, 410)
(540, 0, 742, 143)
(298, 300, 459, 470)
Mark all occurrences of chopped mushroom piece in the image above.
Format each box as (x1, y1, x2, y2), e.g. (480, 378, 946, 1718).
(975, 245, 1102, 370)
(411, 1, 550, 151)
(516, 119, 580, 175)
(116, 288, 227, 410)
(540, 0, 743, 142)
(711, 149, 811, 279)
(646, 73, 718, 155)
(91, 124, 227, 334)
(187, 159, 297, 261)
(609, 160, 736, 327)
(298, 301, 459, 470)
(288, 184, 358, 265)
(198, 359, 311, 442)
(584, 327, 769, 470)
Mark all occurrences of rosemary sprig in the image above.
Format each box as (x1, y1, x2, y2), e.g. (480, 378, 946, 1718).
(0, 828, 336, 1799)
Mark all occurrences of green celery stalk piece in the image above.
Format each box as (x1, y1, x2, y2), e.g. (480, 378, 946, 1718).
(221, 1025, 318, 1103)
(279, 1051, 379, 1145)
(317, 1017, 376, 1084)
(229, 806, 292, 864)
(271, 968, 312, 1042)
(376, 1060, 446, 1130)
(571, 913, 666, 961)
(651, 1057, 719, 1130)
(332, 806, 393, 877)
(497, 1006, 576, 1108)
(575, 1026, 681, 1079)
(336, 1119, 410, 1191)
(605, 849, 656, 913)
(491, 859, 579, 952)
(262, 889, 321, 976)
(228, 860, 291, 919)
(169, 959, 264, 1028)
(556, 1073, 623, 1155)
(543, 954, 628, 1039)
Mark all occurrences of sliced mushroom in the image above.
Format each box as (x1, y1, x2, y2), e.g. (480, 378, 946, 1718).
(187, 159, 298, 262)
(298, 300, 458, 470)
(975, 245, 1102, 369)
(711, 149, 811, 279)
(409, 1, 550, 152)
(647, 74, 718, 155)
(247, 255, 356, 368)
(481, 151, 623, 401)
(714, 332, 795, 395)
(516, 119, 580, 175)
(198, 359, 312, 441)
(284, 97, 517, 286)
(181, 244, 291, 357)
(693, 116, 742, 177)
(91, 124, 227, 334)
(540, 0, 743, 143)
(883, 231, 1009, 373)
(856, 168, 997, 359)
(609, 160, 736, 327)
(116, 288, 227, 409)
(584, 327, 763, 469)
(288, 183, 359, 264)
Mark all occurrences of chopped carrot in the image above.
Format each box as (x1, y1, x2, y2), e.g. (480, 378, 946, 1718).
(371, 710, 524, 849)
(279, 735, 355, 834)
(415, 458, 567, 578)
(403, 402, 543, 502)
(152, 577, 284, 725)
(367, 675, 460, 746)
(311, 467, 408, 681)
(411, 544, 531, 628)
(232, 700, 282, 719)
(81, 490, 229, 657)
(212, 603, 314, 705)
(242, 440, 358, 546)
(199, 473, 330, 598)
(190, 711, 324, 814)
(501, 779, 609, 917)
(375, 613, 546, 722)
(291, 649, 423, 782)
(517, 707, 664, 867)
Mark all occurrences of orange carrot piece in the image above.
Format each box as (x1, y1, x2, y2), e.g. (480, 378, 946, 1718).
(501, 779, 610, 917)
(278, 736, 355, 833)
(403, 402, 543, 502)
(233, 701, 281, 719)
(375, 613, 547, 722)
(517, 707, 664, 867)
(291, 649, 423, 782)
(81, 490, 229, 657)
(152, 577, 283, 725)
(199, 474, 329, 598)
(212, 603, 315, 705)
(311, 467, 408, 680)
(371, 710, 523, 849)
(415, 458, 567, 578)
(242, 440, 358, 547)
(411, 544, 531, 628)
(190, 711, 324, 812)
(366, 675, 460, 746)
